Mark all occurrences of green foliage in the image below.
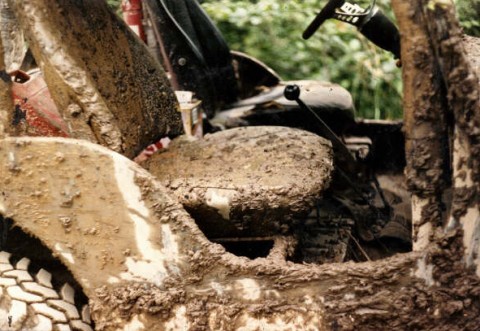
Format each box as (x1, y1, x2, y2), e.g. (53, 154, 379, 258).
(456, 0, 480, 36)
(109, 0, 477, 119)
(107, 0, 121, 8)
(201, 0, 403, 119)
(107, 0, 122, 15)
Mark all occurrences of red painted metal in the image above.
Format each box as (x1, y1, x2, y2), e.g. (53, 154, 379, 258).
(11, 70, 69, 137)
(121, 0, 146, 42)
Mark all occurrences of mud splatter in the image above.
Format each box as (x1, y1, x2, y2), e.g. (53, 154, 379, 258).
(144, 126, 333, 238)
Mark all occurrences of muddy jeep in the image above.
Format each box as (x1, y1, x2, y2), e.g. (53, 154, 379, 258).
(136, 0, 411, 263)
(1, 0, 479, 330)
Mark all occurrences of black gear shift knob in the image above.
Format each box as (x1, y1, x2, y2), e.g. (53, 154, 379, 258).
(284, 84, 301, 101)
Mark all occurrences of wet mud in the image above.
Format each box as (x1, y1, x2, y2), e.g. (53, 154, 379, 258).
(1, 137, 479, 330)
(1, 1, 479, 329)
(144, 126, 333, 238)
(12, 0, 183, 158)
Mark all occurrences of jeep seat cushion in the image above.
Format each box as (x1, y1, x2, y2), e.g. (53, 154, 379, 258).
(275, 80, 355, 133)
(274, 80, 355, 115)
(144, 126, 333, 238)
(217, 80, 355, 134)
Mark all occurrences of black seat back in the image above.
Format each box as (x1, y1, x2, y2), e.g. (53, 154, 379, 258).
(144, 0, 238, 116)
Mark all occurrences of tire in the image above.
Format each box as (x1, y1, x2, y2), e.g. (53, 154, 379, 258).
(0, 251, 93, 331)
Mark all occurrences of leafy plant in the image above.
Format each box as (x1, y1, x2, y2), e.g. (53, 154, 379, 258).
(109, 0, 477, 119)
(455, 0, 480, 36)
(107, 0, 123, 15)
(107, 0, 121, 9)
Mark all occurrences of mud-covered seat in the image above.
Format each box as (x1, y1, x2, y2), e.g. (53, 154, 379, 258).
(144, 0, 355, 133)
(144, 126, 333, 239)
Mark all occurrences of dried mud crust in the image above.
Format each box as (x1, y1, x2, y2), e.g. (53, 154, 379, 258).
(144, 126, 334, 237)
(12, 0, 183, 158)
(464, 35, 480, 77)
(297, 198, 354, 264)
(1, 137, 478, 330)
(0, 251, 92, 331)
